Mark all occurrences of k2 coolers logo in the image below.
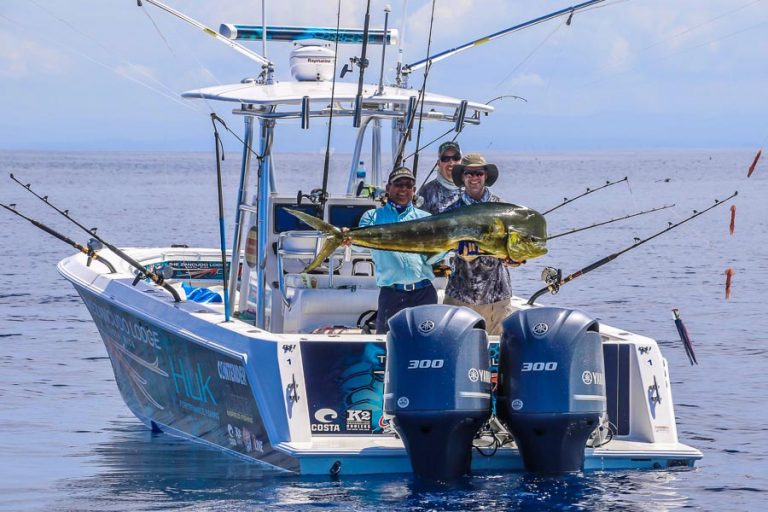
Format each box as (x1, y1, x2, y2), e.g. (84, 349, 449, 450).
(345, 409, 372, 432)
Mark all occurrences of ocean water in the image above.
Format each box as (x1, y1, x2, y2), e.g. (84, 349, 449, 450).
(0, 149, 766, 511)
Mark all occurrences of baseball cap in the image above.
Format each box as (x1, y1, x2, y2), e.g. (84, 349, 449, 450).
(438, 141, 461, 157)
(388, 166, 416, 184)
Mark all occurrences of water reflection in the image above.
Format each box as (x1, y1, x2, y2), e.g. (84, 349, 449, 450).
(57, 420, 696, 511)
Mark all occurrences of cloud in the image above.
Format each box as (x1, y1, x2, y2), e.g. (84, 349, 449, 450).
(0, 30, 68, 78)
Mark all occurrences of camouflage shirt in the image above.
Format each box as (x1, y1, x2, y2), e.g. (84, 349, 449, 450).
(444, 193, 514, 305)
(419, 177, 462, 215)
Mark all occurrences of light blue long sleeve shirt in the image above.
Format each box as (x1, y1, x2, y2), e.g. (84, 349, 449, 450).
(358, 202, 435, 287)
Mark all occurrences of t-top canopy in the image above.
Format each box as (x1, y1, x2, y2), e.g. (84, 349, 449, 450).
(182, 81, 494, 115)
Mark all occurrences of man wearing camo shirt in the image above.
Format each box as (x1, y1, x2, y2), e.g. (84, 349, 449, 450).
(418, 141, 462, 215)
(442, 153, 523, 335)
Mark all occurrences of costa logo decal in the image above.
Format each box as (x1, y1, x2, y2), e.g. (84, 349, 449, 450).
(313, 408, 338, 423)
(418, 320, 436, 334)
(532, 322, 549, 336)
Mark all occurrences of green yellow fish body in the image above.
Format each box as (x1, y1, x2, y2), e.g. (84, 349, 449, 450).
(285, 202, 547, 272)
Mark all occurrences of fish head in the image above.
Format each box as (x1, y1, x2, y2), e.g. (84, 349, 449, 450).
(504, 206, 548, 261)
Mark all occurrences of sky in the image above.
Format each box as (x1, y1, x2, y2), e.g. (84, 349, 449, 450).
(1, 0, 766, 153)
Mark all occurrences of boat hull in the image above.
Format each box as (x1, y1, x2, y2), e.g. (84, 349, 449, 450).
(58, 249, 702, 476)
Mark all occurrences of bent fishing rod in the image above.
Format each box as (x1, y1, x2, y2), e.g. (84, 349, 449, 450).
(543, 177, 628, 215)
(1, 202, 117, 274)
(527, 191, 738, 305)
(547, 203, 674, 240)
(9, 174, 181, 302)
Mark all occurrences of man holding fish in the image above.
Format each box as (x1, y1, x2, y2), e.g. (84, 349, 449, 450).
(356, 167, 438, 334)
(285, 159, 547, 335)
(443, 153, 523, 335)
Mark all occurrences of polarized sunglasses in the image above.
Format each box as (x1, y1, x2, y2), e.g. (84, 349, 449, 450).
(463, 169, 486, 177)
(440, 154, 461, 163)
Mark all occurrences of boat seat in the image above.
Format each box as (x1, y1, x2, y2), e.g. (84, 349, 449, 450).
(282, 282, 379, 334)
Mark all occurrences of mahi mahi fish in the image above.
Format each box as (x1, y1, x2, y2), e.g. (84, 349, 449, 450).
(285, 202, 548, 272)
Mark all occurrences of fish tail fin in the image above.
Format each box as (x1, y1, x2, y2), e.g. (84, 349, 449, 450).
(283, 208, 343, 272)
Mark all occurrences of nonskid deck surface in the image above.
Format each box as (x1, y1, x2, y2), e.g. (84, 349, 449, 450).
(57, 247, 702, 474)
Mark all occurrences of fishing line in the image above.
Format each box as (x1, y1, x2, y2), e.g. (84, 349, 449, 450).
(493, 18, 566, 93)
(547, 203, 674, 239)
(18, 1, 199, 112)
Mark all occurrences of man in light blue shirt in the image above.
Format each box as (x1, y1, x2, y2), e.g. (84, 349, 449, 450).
(358, 167, 437, 334)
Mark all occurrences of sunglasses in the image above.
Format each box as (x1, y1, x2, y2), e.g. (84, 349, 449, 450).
(390, 180, 415, 188)
(463, 169, 486, 177)
(440, 154, 461, 163)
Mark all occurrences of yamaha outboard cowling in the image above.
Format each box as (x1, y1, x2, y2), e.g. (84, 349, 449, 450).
(498, 307, 605, 473)
(384, 305, 491, 480)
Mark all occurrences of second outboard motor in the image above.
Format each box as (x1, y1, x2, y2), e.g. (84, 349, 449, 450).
(498, 307, 605, 473)
(384, 305, 490, 480)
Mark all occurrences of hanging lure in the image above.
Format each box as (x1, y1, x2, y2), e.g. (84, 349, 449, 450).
(729, 204, 736, 235)
(671, 309, 697, 366)
(747, 149, 762, 178)
(725, 267, 735, 299)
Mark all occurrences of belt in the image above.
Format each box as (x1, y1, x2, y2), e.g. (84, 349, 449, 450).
(386, 279, 432, 292)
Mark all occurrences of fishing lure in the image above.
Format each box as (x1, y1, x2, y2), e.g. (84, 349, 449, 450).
(725, 267, 735, 299)
(747, 149, 762, 178)
(729, 204, 736, 235)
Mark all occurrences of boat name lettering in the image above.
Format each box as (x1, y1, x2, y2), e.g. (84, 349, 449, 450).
(217, 361, 248, 386)
(169, 357, 217, 405)
(84, 298, 161, 350)
(407, 359, 444, 369)
(311, 423, 341, 432)
(521, 361, 558, 372)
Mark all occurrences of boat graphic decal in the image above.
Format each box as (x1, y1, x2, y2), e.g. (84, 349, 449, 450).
(302, 341, 388, 435)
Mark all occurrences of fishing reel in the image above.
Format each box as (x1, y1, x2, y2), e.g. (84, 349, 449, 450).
(356, 182, 387, 202)
(296, 188, 326, 205)
(85, 238, 104, 268)
(540, 267, 562, 294)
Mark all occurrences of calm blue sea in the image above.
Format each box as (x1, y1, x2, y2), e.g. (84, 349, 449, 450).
(0, 149, 766, 511)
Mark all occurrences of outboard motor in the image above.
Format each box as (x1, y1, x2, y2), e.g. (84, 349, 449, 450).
(384, 305, 491, 480)
(497, 307, 605, 473)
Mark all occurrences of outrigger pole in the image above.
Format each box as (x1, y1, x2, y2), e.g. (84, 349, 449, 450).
(136, 0, 272, 69)
(528, 192, 738, 305)
(1, 203, 117, 274)
(400, 0, 606, 75)
(9, 174, 181, 303)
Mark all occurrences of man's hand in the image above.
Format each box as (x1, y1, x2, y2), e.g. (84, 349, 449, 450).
(456, 240, 481, 260)
(340, 227, 352, 246)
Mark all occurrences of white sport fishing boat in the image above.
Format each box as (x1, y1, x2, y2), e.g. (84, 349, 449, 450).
(54, 0, 701, 477)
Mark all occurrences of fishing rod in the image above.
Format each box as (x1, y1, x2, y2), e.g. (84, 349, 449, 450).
(210, 115, 231, 321)
(9, 174, 181, 302)
(401, 0, 606, 75)
(352, 0, 373, 128)
(527, 191, 738, 305)
(547, 203, 675, 240)
(1, 202, 116, 273)
(543, 177, 628, 215)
